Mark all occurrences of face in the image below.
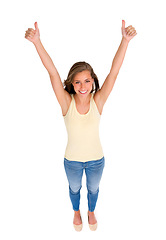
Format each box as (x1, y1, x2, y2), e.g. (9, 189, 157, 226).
(72, 70, 94, 96)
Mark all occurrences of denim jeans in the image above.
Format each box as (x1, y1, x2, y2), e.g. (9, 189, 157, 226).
(64, 156, 105, 212)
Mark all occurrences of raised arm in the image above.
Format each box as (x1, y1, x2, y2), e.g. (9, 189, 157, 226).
(96, 20, 137, 106)
(25, 22, 71, 112)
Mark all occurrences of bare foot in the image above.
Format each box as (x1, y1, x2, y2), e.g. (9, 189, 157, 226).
(73, 210, 82, 225)
(88, 211, 97, 225)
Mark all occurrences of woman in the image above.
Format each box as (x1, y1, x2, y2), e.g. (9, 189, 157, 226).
(25, 20, 137, 231)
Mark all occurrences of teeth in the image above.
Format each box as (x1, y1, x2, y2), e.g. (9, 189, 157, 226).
(80, 91, 87, 94)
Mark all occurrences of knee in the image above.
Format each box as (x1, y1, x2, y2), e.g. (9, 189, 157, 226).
(69, 185, 82, 194)
(87, 186, 99, 195)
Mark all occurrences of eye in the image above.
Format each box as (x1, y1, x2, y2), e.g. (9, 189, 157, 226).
(85, 80, 90, 83)
(75, 81, 80, 84)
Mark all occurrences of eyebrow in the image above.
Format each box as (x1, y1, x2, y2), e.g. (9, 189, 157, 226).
(74, 78, 91, 82)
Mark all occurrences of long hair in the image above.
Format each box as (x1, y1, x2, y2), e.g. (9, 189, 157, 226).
(63, 61, 100, 94)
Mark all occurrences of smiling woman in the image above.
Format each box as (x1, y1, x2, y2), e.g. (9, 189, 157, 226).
(63, 61, 100, 94)
(72, 71, 94, 96)
(25, 20, 137, 231)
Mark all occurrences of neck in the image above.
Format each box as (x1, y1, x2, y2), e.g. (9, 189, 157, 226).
(74, 93, 92, 105)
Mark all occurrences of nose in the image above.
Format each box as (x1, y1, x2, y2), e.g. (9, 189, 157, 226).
(80, 83, 86, 90)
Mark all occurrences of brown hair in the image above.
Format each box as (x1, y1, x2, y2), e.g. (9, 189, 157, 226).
(63, 61, 100, 94)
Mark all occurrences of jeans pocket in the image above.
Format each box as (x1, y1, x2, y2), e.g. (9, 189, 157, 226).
(89, 157, 105, 170)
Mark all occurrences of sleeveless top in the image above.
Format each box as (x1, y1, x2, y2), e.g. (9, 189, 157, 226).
(63, 93, 104, 162)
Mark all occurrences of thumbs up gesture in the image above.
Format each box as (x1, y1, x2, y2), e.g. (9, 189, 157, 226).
(25, 22, 40, 44)
(121, 20, 137, 42)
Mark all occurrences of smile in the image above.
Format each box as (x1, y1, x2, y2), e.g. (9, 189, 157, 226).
(79, 91, 88, 94)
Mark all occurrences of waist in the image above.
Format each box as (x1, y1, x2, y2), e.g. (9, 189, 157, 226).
(64, 136, 104, 162)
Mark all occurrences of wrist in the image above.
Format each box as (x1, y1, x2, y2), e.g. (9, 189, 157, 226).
(122, 36, 130, 44)
(33, 38, 42, 47)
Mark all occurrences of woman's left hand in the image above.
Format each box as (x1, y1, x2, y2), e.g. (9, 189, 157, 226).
(121, 20, 137, 42)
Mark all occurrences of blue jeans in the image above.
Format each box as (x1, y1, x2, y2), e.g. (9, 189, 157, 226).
(64, 156, 105, 212)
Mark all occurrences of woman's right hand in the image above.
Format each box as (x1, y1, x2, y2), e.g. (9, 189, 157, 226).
(25, 22, 40, 44)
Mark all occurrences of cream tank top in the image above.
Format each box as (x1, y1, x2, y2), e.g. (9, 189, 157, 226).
(63, 93, 104, 162)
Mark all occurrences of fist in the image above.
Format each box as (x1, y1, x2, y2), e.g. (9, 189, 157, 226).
(25, 22, 40, 44)
(121, 20, 137, 42)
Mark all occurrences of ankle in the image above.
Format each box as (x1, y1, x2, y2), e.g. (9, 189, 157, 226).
(88, 211, 97, 224)
(73, 210, 82, 225)
(74, 210, 81, 215)
(88, 211, 95, 216)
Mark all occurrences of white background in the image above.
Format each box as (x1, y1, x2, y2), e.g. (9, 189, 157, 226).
(0, 0, 166, 239)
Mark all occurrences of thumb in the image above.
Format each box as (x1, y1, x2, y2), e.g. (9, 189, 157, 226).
(34, 22, 39, 30)
(122, 20, 125, 30)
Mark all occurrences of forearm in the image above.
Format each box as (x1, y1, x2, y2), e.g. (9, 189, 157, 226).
(34, 39, 59, 77)
(110, 37, 129, 76)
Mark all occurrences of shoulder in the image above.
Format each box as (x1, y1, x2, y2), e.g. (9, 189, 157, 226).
(61, 91, 72, 116)
(93, 90, 105, 115)
(65, 91, 72, 102)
